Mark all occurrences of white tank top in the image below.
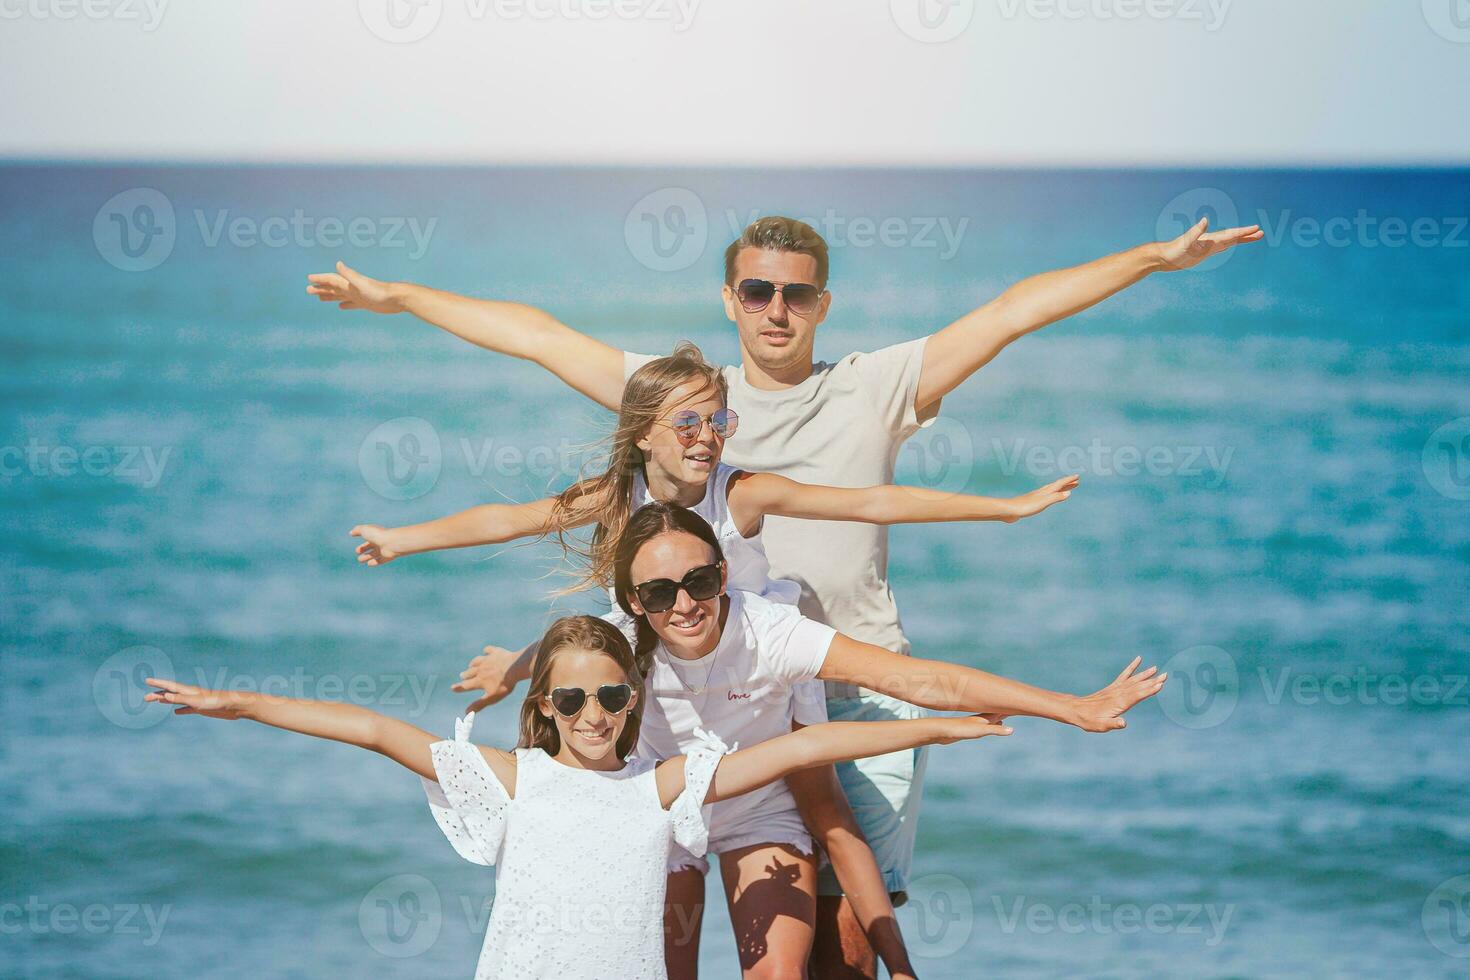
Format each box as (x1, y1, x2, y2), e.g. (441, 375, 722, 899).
(625, 462, 802, 605)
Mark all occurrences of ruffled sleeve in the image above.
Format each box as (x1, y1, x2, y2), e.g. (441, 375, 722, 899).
(669, 727, 736, 855)
(420, 712, 512, 867)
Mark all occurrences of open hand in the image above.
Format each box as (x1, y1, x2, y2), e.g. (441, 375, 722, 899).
(1157, 217, 1264, 271)
(938, 715, 1014, 744)
(306, 262, 404, 313)
(453, 644, 526, 712)
(144, 677, 246, 720)
(351, 524, 404, 566)
(1072, 657, 1167, 732)
(1005, 474, 1080, 522)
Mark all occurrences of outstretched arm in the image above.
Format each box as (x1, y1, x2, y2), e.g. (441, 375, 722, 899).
(143, 678, 515, 786)
(818, 636, 1166, 733)
(655, 715, 1010, 808)
(350, 489, 603, 566)
(727, 471, 1080, 533)
(915, 218, 1265, 412)
(307, 262, 627, 410)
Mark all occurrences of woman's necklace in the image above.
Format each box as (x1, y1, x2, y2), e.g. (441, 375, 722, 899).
(663, 600, 728, 695)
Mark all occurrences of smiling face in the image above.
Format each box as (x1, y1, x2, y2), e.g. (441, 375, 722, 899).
(625, 530, 727, 659)
(635, 378, 728, 489)
(536, 647, 639, 764)
(722, 247, 832, 377)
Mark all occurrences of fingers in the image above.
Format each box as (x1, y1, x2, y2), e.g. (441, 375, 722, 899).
(1112, 655, 1143, 684)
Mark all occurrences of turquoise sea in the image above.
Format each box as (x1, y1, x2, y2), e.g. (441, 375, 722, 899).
(2, 164, 1469, 978)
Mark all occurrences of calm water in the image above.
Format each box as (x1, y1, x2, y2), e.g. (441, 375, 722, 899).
(2, 165, 1468, 978)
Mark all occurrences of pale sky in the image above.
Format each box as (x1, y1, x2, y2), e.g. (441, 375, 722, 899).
(2, 0, 1468, 165)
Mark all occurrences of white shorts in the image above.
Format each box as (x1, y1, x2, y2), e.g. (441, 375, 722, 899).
(667, 807, 814, 875)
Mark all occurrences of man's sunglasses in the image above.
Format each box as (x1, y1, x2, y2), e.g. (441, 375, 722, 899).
(633, 562, 724, 614)
(546, 683, 634, 717)
(666, 408, 738, 444)
(734, 278, 825, 316)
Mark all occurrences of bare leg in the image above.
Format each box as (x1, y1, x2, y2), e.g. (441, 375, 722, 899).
(665, 868, 706, 980)
(718, 842, 819, 979)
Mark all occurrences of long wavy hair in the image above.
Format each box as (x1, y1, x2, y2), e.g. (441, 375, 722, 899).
(517, 615, 645, 761)
(544, 342, 727, 596)
(612, 502, 727, 672)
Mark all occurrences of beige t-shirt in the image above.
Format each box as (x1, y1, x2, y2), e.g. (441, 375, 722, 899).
(626, 337, 938, 696)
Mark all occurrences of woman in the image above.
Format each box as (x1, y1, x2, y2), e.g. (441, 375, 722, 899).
(613, 501, 1166, 977)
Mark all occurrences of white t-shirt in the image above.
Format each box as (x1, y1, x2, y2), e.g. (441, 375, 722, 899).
(627, 337, 938, 697)
(635, 589, 836, 839)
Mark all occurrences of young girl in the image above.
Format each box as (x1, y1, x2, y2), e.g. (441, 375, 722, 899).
(532, 500, 1159, 978)
(347, 343, 1077, 976)
(142, 616, 1012, 980)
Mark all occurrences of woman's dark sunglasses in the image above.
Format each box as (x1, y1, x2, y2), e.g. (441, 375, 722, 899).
(735, 278, 825, 316)
(547, 683, 634, 717)
(633, 562, 723, 614)
(669, 408, 737, 444)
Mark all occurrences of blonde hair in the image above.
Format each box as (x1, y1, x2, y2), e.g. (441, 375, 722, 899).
(543, 342, 727, 594)
(517, 616, 645, 761)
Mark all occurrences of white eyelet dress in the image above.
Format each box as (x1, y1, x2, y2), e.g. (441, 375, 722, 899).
(421, 713, 732, 980)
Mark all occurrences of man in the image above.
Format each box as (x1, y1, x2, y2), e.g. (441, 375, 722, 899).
(308, 212, 1261, 975)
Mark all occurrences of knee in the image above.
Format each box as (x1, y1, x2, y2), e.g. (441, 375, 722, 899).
(742, 961, 807, 980)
